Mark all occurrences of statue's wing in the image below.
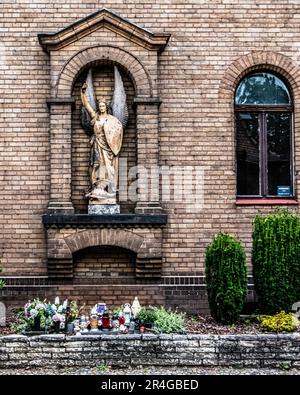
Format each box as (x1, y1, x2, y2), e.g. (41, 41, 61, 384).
(81, 68, 97, 136)
(111, 66, 129, 128)
(104, 116, 123, 156)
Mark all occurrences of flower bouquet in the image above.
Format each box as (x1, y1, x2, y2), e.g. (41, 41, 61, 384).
(48, 297, 68, 332)
(68, 300, 80, 322)
(24, 298, 51, 332)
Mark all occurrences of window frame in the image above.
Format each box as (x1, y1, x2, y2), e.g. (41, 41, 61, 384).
(235, 71, 295, 200)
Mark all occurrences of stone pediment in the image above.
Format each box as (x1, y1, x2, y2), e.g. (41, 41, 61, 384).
(38, 8, 170, 53)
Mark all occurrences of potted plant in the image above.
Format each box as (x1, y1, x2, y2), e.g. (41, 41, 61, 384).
(52, 313, 65, 333)
(136, 307, 157, 329)
(66, 300, 80, 334)
(48, 297, 68, 333)
(24, 299, 50, 332)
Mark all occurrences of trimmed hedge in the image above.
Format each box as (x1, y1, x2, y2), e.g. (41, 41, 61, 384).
(252, 209, 300, 314)
(205, 233, 247, 324)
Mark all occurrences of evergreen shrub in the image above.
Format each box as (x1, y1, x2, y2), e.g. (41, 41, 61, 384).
(205, 233, 247, 324)
(252, 209, 300, 314)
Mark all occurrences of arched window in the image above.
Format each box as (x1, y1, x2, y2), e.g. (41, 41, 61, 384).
(235, 72, 293, 198)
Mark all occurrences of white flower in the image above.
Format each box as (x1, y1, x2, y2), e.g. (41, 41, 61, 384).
(30, 309, 38, 318)
(55, 297, 60, 305)
(62, 299, 68, 310)
(57, 305, 63, 313)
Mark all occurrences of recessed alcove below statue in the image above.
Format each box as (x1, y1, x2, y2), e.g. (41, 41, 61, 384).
(73, 245, 136, 282)
(42, 218, 167, 279)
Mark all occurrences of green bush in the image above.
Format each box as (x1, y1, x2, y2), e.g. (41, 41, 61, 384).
(0, 279, 5, 290)
(10, 311, 31, 334)
(205, 233, 248, 324)
(136, 307, 157, 323)
(10, 310, 52, 334)
(153, 307, 185, 334)
(258, 311, 299, 333)
(252, 209, 300, 314)
(136, 306, 185, 333)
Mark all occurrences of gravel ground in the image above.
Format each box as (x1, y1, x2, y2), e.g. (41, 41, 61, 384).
(0, 366, 299, 375)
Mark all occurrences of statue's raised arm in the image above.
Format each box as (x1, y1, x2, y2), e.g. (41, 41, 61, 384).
(81, 69, 98, 137)
(81, 83, 96, 119)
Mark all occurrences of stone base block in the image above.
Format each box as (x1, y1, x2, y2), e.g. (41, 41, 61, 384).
(88, 204, 120, 215)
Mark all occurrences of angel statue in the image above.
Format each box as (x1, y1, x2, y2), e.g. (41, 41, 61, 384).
(81, 66, 128, 206)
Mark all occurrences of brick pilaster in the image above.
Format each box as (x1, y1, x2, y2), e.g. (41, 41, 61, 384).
(47, 98, 75, 213)
(134, 97, 163, 214)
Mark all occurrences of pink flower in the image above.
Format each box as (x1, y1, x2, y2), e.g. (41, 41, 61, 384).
(53, 313, 65, 322)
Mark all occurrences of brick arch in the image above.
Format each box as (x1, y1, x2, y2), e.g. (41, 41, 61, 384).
(64, 229, 144, 256)
(218, 51, 300, 103)
(55, 45, 152, 97)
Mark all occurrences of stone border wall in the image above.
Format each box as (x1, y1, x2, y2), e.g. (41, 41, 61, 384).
(0, 334, 299, 369)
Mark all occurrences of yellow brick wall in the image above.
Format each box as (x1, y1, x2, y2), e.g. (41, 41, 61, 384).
(1, 0, 300, 277)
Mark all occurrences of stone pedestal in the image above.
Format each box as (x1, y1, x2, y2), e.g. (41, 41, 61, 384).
(88, 204, 120, 215)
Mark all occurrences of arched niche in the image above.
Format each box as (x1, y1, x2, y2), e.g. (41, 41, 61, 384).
(56, 45, 152, 99)
(71, 61, 137, 213)
(40, 10, 170, 215)
(46, 46, 163, 215)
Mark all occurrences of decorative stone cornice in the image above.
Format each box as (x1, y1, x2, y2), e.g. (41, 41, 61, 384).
(38, 8, 171, 53)
(42, 213, 168, 229)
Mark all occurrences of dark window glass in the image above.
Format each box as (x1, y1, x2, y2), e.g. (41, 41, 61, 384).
(236, 113, 260, 195)
(235, 71, 293, 198)
(235, 73, 290, 105)
(267, 113, 292, 196)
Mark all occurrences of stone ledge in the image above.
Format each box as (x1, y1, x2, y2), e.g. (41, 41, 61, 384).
(0, 334, 300, 368)
(42, 213, 168, 228)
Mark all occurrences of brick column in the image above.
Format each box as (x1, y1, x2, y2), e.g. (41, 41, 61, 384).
(47, 98, 75, 213)
(134, 97, 163, 214)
